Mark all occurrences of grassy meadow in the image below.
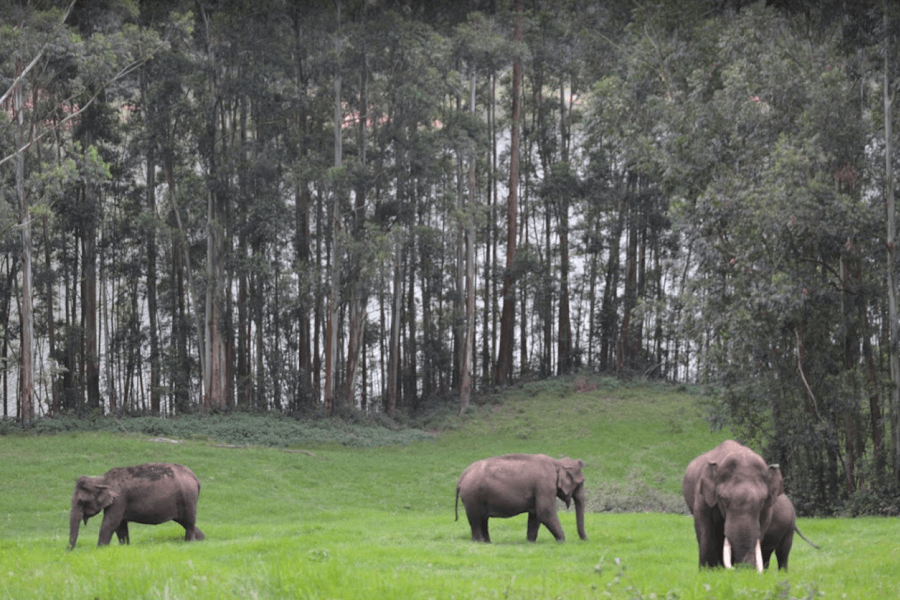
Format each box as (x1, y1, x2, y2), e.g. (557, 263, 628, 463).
(0, 377, 897, 599)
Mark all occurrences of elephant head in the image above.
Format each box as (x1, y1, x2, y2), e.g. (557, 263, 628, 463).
(699, 451, 783, 572)
(555, 458, 587, 540)
(69, 476, 118, 550)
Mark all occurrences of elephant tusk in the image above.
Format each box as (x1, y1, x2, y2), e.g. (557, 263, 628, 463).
(723, 538, 733, 569)
(755, 539, 763, 574)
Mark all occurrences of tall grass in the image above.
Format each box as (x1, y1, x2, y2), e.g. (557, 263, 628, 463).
(1, 377, 897, 599)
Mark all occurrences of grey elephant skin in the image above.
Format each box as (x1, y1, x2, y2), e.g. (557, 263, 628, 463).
(69, 463, 204, 549)
(455, 454, 587, 543)
(761, 493, 819, 570)
(683, 440, 817, 572)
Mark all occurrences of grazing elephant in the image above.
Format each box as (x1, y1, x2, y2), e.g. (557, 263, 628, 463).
(761, 493, 819, 571)
(69, 463, 204, 549)
(455, 454, 587, 543)
(682, 440, 783, 572)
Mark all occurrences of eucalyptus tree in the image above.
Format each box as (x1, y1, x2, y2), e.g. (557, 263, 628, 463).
(452, 10, 512, 412)
(1, 0, 156, 422)
(648, 3, 879, 508)
(495, 0, 523, 386)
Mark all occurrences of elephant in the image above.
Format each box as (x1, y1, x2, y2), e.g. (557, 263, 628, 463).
(761, 493, 819, 571)
(69, 462, 204, 549)
(455, 453, 587, 543)
(683, 440, 791, 572)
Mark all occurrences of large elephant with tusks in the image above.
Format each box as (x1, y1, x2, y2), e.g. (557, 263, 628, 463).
(682, 440, 783, 572)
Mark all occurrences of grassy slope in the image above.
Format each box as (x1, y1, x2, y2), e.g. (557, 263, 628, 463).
(0, 378, 897, 599)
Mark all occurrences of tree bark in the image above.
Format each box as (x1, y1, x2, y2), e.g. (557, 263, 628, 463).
(14, 67, 34, 426)
(459, 70, 477, 415)
(495, 1, 522, 386)
(884, 3, 900, 482)
(325, 0, 343, 414)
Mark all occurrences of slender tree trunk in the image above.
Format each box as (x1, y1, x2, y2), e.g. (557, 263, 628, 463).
(884, 4, 900, 482)
(197, 3, 228, 410)
(557, 80, 573, 375)
(495, 1, 522, 386)
(386, 242, 402, 415)
(325, 0, 343, 414)
(146, 145, 161, 414)
(14, 69, 33, 426)
(346, 18, 368, 410)
(290, 7, 313, 409)
(79, 115, 101, 411)
(459, 71, 477, 415)
(405, 202, 418, 408)
(43, 188, 58, 414)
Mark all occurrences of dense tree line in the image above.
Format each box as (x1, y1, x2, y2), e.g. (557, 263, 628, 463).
(2, 0, 900, 512)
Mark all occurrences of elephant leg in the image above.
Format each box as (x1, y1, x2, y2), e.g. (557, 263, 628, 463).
(527, 513, 540, 542)
(695, 520, 721, 568)
(480, 518, 491, 543)
(465, 511, 487, 542)
(538, 510, 566, 542)
(775, 531, 793, 571)
(115, 521, 130, 545)
(175, 519, 204, 541)
(97, 510, 122, 546)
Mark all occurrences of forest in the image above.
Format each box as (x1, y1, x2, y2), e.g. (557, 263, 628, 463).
(2, 0, 900, 513)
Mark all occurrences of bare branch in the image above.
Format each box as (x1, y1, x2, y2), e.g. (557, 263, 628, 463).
(0, 58, 149, 169)
(0, 0, 77, 107)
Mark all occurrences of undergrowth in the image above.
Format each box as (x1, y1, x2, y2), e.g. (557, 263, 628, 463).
(0, 411, 436, 448)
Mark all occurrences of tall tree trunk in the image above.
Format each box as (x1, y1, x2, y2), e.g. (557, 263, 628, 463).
(325, 0, 343, 414)
(346, 15, 368, 410)
(197, 3, 228, 410)
(557, 80, 573, 375)
(386, 242, 402, 415)
(145, 145, 160, 414)
(291, 9, 314, 409)
(884, 4, 900, 482)
(204, 184, 229, 409)
(495, 1, 522, 386)
(600, 190, 625, 372)
(14, 69, 33, 426)
(459, 71, 477, 415)
(79, 115, 101, 411)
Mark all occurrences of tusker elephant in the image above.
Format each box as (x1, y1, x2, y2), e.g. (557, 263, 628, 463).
(69, 463, 204, 549)
(455, 454, 587, 543)
(761, 493, 819, 571)
(682, 440, 784, 572)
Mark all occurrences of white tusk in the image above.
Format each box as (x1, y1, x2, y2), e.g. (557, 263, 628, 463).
(755, 539, 763, 573)
(723, 538, 733, 569)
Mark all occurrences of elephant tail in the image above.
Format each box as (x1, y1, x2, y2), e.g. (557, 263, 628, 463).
(454, 486, 460, 521)
(795, 525, 820, 549)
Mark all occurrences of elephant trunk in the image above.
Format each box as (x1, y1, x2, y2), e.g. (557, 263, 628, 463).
(574, 486, 587, 541)
(68, 508, 83, 550)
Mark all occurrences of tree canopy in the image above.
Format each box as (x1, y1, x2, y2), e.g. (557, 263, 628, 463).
(2, 0, 900, 513)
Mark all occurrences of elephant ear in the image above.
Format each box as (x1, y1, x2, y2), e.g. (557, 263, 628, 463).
(556, 459, 585, 507)
(77, 479, 118, 512)
(766, 464, 784, 500)
(699, 462, 718, 507)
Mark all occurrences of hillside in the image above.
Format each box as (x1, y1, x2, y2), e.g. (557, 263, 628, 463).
(2, 377, 896, 599)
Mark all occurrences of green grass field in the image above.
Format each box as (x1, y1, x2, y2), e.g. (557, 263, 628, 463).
(1, 378, 897, 599)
